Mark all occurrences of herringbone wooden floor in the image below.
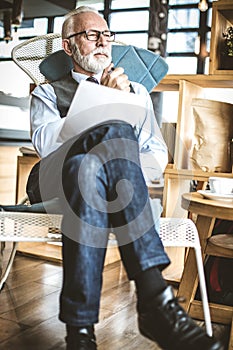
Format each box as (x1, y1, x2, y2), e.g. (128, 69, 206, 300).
(0, 244, 230, 350)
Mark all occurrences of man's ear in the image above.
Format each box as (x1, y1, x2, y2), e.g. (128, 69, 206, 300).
(62, 39, 73, 56)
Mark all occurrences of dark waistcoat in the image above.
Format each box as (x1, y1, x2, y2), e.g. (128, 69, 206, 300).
(50, 73, 135, 118)
(50, 73, 78, 118)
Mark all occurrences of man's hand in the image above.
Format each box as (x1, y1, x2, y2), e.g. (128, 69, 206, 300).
(101, 64, 131, 92)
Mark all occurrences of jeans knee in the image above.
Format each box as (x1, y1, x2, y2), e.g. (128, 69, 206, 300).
(110, 123, 136, 141)
(64, 154, 104, 186)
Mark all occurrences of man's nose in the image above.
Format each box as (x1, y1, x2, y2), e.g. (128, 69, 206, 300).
(96, 33, 108, 46)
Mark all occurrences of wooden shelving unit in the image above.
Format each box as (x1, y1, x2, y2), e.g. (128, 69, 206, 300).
(153, 72, 233, 218)
(152, 1, 233, 218)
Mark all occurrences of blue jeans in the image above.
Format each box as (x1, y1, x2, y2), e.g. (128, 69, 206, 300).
(27, 122, 170, 326)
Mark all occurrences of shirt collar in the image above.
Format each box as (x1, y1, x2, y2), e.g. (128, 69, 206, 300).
(71, 70, 102, 84)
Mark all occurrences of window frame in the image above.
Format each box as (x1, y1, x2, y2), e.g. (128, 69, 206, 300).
(0, 0, 213, 75)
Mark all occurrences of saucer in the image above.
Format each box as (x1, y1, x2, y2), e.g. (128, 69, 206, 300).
(197, 190, 233, 202)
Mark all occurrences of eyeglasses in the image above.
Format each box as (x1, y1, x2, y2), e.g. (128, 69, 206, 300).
(67, 30, 115, 42)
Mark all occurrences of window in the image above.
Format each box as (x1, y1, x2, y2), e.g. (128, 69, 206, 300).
(0, 18, 48, 131)
(168, 8, 200, 29)
(107, 1, 149, 48)
(169, 0, 199, 4)
(111, 0, 149, 9)
(167, 32, 198, 53)
(166, 56, 198, 74)
(109, 11, 149, 32)
(0, 0, 214, 131)
(16, 18, 48, 37)
(167, 1, 213, 74)
(75, 0, 212, 74)
(0, 61, 31, 131)
(53, 16, 65, 34)
(76, 0, 104, 11)
(0, 18, 48, 59)
(115, 33, 148, 48)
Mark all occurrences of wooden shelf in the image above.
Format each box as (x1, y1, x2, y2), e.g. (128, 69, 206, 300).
(164, 164, 233, 181)
(153, 74, 233, 92)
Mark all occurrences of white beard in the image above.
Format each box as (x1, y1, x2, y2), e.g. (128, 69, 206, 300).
(72, 44, 112, 73)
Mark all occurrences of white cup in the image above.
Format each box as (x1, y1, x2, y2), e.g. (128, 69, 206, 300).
(209, 177, 233, 195)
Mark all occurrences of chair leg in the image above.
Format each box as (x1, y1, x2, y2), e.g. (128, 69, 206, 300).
(0, 242, 18, 291)
(194, 246, 213, 337)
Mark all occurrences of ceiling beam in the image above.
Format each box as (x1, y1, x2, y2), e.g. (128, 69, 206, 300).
(46, 0, 76, 11)
(0, 0, 77, 21)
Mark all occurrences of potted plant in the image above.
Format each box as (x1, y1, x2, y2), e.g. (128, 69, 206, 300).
(221, 26, 233, 69)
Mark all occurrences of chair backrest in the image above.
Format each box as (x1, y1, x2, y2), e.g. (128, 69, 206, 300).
(11, 33, 63, 85)
(12, 33, 168, 92)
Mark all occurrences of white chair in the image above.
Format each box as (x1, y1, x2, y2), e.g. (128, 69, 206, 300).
(0, 34, 212, 338)
(0, 207, 212, 336)
(0, 201, 62, 290)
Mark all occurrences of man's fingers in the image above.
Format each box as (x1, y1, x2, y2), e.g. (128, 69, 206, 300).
(101, 66, 130, 92)
(108, 67, 124, 78)
(102, 63, 114, 80)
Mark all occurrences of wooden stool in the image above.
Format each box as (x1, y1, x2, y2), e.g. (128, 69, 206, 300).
(206, 234, 233, 258)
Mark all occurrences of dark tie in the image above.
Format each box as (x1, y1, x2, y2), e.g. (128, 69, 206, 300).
(86, 76, 99, 84)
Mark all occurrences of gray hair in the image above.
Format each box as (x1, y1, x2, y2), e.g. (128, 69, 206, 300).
(62, 6, 100, 39)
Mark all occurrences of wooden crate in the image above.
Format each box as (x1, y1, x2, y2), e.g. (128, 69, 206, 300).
(154, 74, 233, 170)
(209, 0, 233, 75)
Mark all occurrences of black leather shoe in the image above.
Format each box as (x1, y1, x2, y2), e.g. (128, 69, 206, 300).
(66, 325, 97, 350)
(138, 286, 223, 350)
